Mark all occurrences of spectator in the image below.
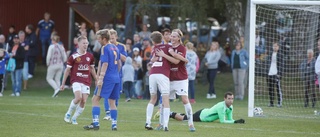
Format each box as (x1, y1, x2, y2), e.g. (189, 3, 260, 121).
(191, 35, 197, 48)
(76, 22, 89, 37)
(266, 42, 283, 107)
(144, 64, 151, 100)
(18, 31, 29, 90)
(46, 35, 67, 97)
(158, 18, 171, 32)
(7, 25, 17, 49)
(204, 41, 221, 99)
(89, 21, 101, 50)
(138, 24, 151, 40)
(132, 47, 143, 98)
(0, 49, 9, 97)
(0, 34, 7, 50)
(132, 34, 142, 52)
(122, 57, 135, 102)
(231, 41, 249, 100)
(141, 38, 152, 75)
(25, 24, 38, 78)
(185, 42, 198, 103)
(36, 12, 55, 65)
(196, 42, 207, 61)
(300, 49, 316, 108)
(125, 38, 133, 58)
(9, 35, 25, 96)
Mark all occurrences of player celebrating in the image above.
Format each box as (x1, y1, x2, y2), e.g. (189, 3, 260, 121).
(83, 29, 121, 131)
(61, 36, 97, 125)
(145, 31, 179, 131)
(156, 29, 195, 132)
(103, 29, 127, 120)
(170, 92, 245, 124)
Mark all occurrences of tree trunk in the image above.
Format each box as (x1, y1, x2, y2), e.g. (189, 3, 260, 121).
(225, 0, 244, 48)
(125, 0, 135, 40)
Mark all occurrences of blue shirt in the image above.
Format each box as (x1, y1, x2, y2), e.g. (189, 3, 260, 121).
(0, 52, 9, 74)
(38, 19, 55, 40)
(116, 42, 127, 78)
(100, 43, 120, 83)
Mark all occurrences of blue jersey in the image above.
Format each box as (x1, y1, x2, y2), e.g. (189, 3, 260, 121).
(38, 19, 55, 40)
(116, 42, 127, 78)
(100, 43, 120, 83)
(0, 52, 9, 74)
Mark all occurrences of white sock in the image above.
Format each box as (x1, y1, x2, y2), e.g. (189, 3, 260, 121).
(159, 104, 163, 125)
(66, 100, 78, 115)
(163, 108, 170, 128)
(72, 106, 84, 120)
(146, 103, 154, 125)
(184, 103, 193, 126)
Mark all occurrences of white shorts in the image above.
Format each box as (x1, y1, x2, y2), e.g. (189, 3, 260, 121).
(149, 74, 170, 95)
(169, 79, 189, 99)
(72, 82, 90, 94)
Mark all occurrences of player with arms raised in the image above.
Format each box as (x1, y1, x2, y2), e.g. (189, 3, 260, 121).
(145, 31, 179, 131)
(61, 36, 97, 124)
(83, 29, 121, 131)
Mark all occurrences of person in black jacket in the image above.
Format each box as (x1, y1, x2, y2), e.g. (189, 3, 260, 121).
(25, 24, 38, 78)
(9, 35, 25, 96)
(266, 41, 284, 107)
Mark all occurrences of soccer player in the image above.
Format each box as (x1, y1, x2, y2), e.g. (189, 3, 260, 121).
(145, 31, 179, 131)
(156, 29, 195, 132)
(60, 36, 97, 125)
(83, 29, 121, 131)
(161, 28, 171, 44)
(170, 92, 245, 124)
(103, 29, 127, 120)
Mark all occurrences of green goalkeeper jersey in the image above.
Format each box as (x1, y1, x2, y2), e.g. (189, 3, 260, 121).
(199, 101, 235, 123)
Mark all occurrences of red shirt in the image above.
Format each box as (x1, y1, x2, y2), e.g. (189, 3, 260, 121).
(170, 44, 188, 81)
(149, 44, 171, 78)
(67, 52, 94, 86)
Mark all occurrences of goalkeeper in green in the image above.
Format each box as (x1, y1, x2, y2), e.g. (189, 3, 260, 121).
(170, 92, 245, 124)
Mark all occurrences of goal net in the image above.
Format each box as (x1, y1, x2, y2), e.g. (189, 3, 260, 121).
(251, 1, 320, 118)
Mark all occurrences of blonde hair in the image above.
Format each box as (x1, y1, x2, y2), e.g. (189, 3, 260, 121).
(150, 31, 163, 44)
(109, 29, 118, 36)
(185, 42, 194, 50)
(96, 29, 110, 41)
(52, 35, 60, 42)
(172, 29, 183, 44)
(77, 36, 87, 42)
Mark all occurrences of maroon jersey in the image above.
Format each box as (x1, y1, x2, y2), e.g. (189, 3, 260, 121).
(170, 44, 188, 81)
(149, 44, 172, 78)
(67, 52, 95, 86)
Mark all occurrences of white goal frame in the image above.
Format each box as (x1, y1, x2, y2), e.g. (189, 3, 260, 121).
(248, 0, 320, 117)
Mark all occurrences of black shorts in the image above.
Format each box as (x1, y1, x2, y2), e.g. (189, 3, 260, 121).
(193, 109, 203, 122)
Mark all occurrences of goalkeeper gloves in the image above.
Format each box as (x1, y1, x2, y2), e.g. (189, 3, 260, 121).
(234, 119, 245, 124)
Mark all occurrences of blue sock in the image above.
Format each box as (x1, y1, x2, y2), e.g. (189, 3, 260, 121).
(104, 99, 109, 113)
(115, 99, 119, 107)
(92, 106, 100, 126)
(110, 109, 117, 128)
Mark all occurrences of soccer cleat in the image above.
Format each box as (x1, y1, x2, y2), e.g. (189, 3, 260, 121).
(71, 118, 78, 125)
(164, 127, 169, 132)
(112, 126, 117, 131)
(155, 124, 163, 130)
(64, 113, 71, 123)
(103, 111, 111, 120)
(83, 123, 99, 130)
(189, 125, 196, 132)
(153, 111, 160, 120)
(145, 123, 153, 130)
(52, 89, 60, 97)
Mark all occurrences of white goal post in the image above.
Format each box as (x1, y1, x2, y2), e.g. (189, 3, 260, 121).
(248, 0, 320, 117)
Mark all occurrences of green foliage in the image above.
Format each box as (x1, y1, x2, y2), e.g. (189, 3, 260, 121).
(86, 0, 124, 18)
(0, 66, 319, 137)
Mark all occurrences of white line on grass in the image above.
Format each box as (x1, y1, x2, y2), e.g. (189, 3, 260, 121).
(1, 110, 320, 135)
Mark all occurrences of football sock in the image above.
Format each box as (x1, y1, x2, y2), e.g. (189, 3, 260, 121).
(110, 109, 117, 128)
(163, 108, 170, 128)
(159, 104, 163, 125)
(92, 106, 100, 126)
(72, 106, 84, 120)
(104, 99, 110, 113)
(66, 99, 78, 115)
(184, 103, 193, 125)
(146, 103, 154, 124)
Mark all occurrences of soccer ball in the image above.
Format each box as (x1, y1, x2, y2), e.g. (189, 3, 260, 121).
(253, 107, 264, 116)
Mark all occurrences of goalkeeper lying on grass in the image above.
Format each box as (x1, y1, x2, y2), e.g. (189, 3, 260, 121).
(170, 92, 245, 124)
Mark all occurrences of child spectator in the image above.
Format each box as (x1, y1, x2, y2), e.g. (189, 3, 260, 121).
(0, 49, 9, 97)
(122, 57, 135, 102)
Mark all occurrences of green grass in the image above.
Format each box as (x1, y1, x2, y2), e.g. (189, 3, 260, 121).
(0, 66, 319, 137)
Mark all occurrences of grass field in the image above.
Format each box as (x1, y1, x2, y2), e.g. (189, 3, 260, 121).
(0, 66, 319, 137)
